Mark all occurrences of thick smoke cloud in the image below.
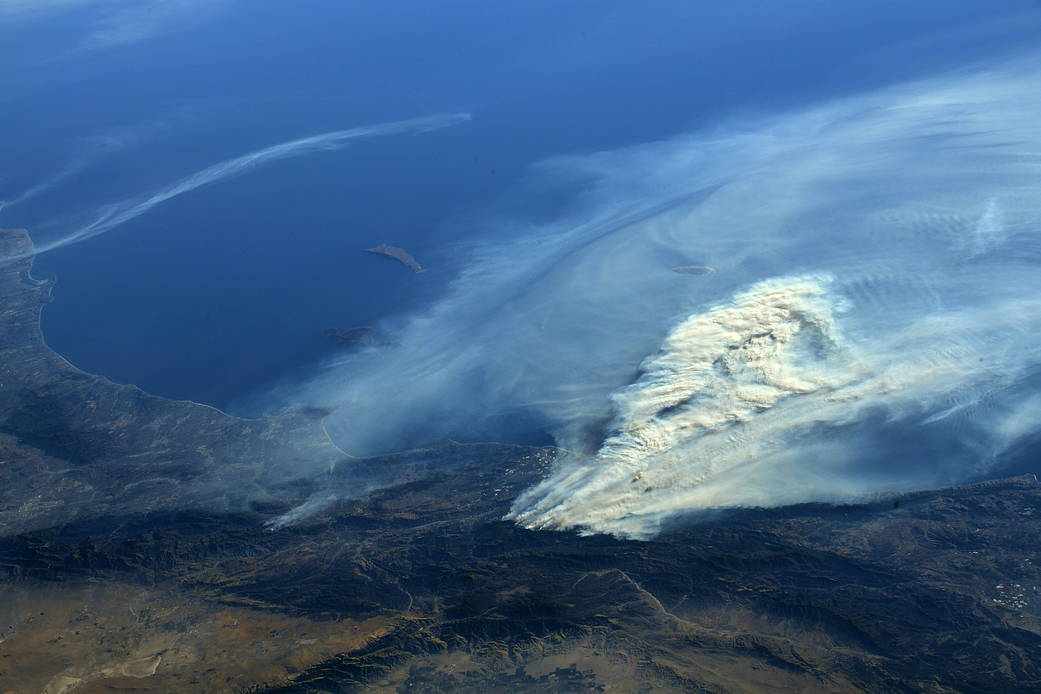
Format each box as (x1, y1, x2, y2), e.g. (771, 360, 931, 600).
(509, 278, 1041, 537)
(288, 56, 1041, 537)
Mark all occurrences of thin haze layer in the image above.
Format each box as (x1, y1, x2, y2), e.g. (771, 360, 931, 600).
(7, 113, 470, 259)
(286, 55, 1041, 537)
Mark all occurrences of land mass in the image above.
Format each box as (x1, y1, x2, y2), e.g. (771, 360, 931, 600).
(1, 227, 1040, 693)
(364, 244, 426, 273)
(672, 265, 715, 275)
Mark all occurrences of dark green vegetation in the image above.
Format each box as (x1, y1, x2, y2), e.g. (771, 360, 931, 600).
(1, 228, 1040, 693)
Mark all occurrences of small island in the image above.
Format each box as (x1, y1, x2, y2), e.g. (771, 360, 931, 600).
(364, 243, 426, 273)
(672, 265, 715, 276)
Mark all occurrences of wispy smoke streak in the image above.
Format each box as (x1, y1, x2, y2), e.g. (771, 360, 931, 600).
(264, 494, 336, 531)
(4, 159, 89, 208)
(14, 113, 470, 258)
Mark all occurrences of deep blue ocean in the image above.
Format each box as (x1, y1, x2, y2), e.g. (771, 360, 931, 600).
(1, 0, 1038, 411)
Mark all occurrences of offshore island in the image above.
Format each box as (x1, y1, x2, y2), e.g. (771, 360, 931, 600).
(364, 243, 427, 273)
(672, 265, 716, 275)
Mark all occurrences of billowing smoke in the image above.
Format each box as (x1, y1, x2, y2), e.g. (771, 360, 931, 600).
(508, 278, 855, 532)
(285, 54, 1041, 537)
(508, 277, 1041, 537)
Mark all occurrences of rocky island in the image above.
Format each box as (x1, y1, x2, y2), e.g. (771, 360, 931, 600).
(672, 265, 716, 275)
(363, 244, 426, 273)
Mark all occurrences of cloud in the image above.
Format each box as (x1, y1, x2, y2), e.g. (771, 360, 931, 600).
(8, 112, 471, 258)
(272, 54, 1041, 537)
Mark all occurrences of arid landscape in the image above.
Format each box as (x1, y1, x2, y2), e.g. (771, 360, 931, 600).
(2, 227, 1040, 692)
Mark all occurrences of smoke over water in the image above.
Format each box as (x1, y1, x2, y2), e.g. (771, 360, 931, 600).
(286, 54, 1041, 538)
(7, 113, 470, 259)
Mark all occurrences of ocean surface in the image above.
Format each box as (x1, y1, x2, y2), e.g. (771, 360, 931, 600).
(1, 0, 1038, 414)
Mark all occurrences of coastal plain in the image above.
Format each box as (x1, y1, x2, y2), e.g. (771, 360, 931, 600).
(1, 228, 1040, 693)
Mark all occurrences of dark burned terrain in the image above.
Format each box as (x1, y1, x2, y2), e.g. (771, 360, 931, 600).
(1, 228, 1040, 693)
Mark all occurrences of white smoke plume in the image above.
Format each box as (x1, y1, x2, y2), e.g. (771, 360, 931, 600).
(508, 277, 1041, 537)
(272, 53, 1041, 537)
(264, 494, 336, 531)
